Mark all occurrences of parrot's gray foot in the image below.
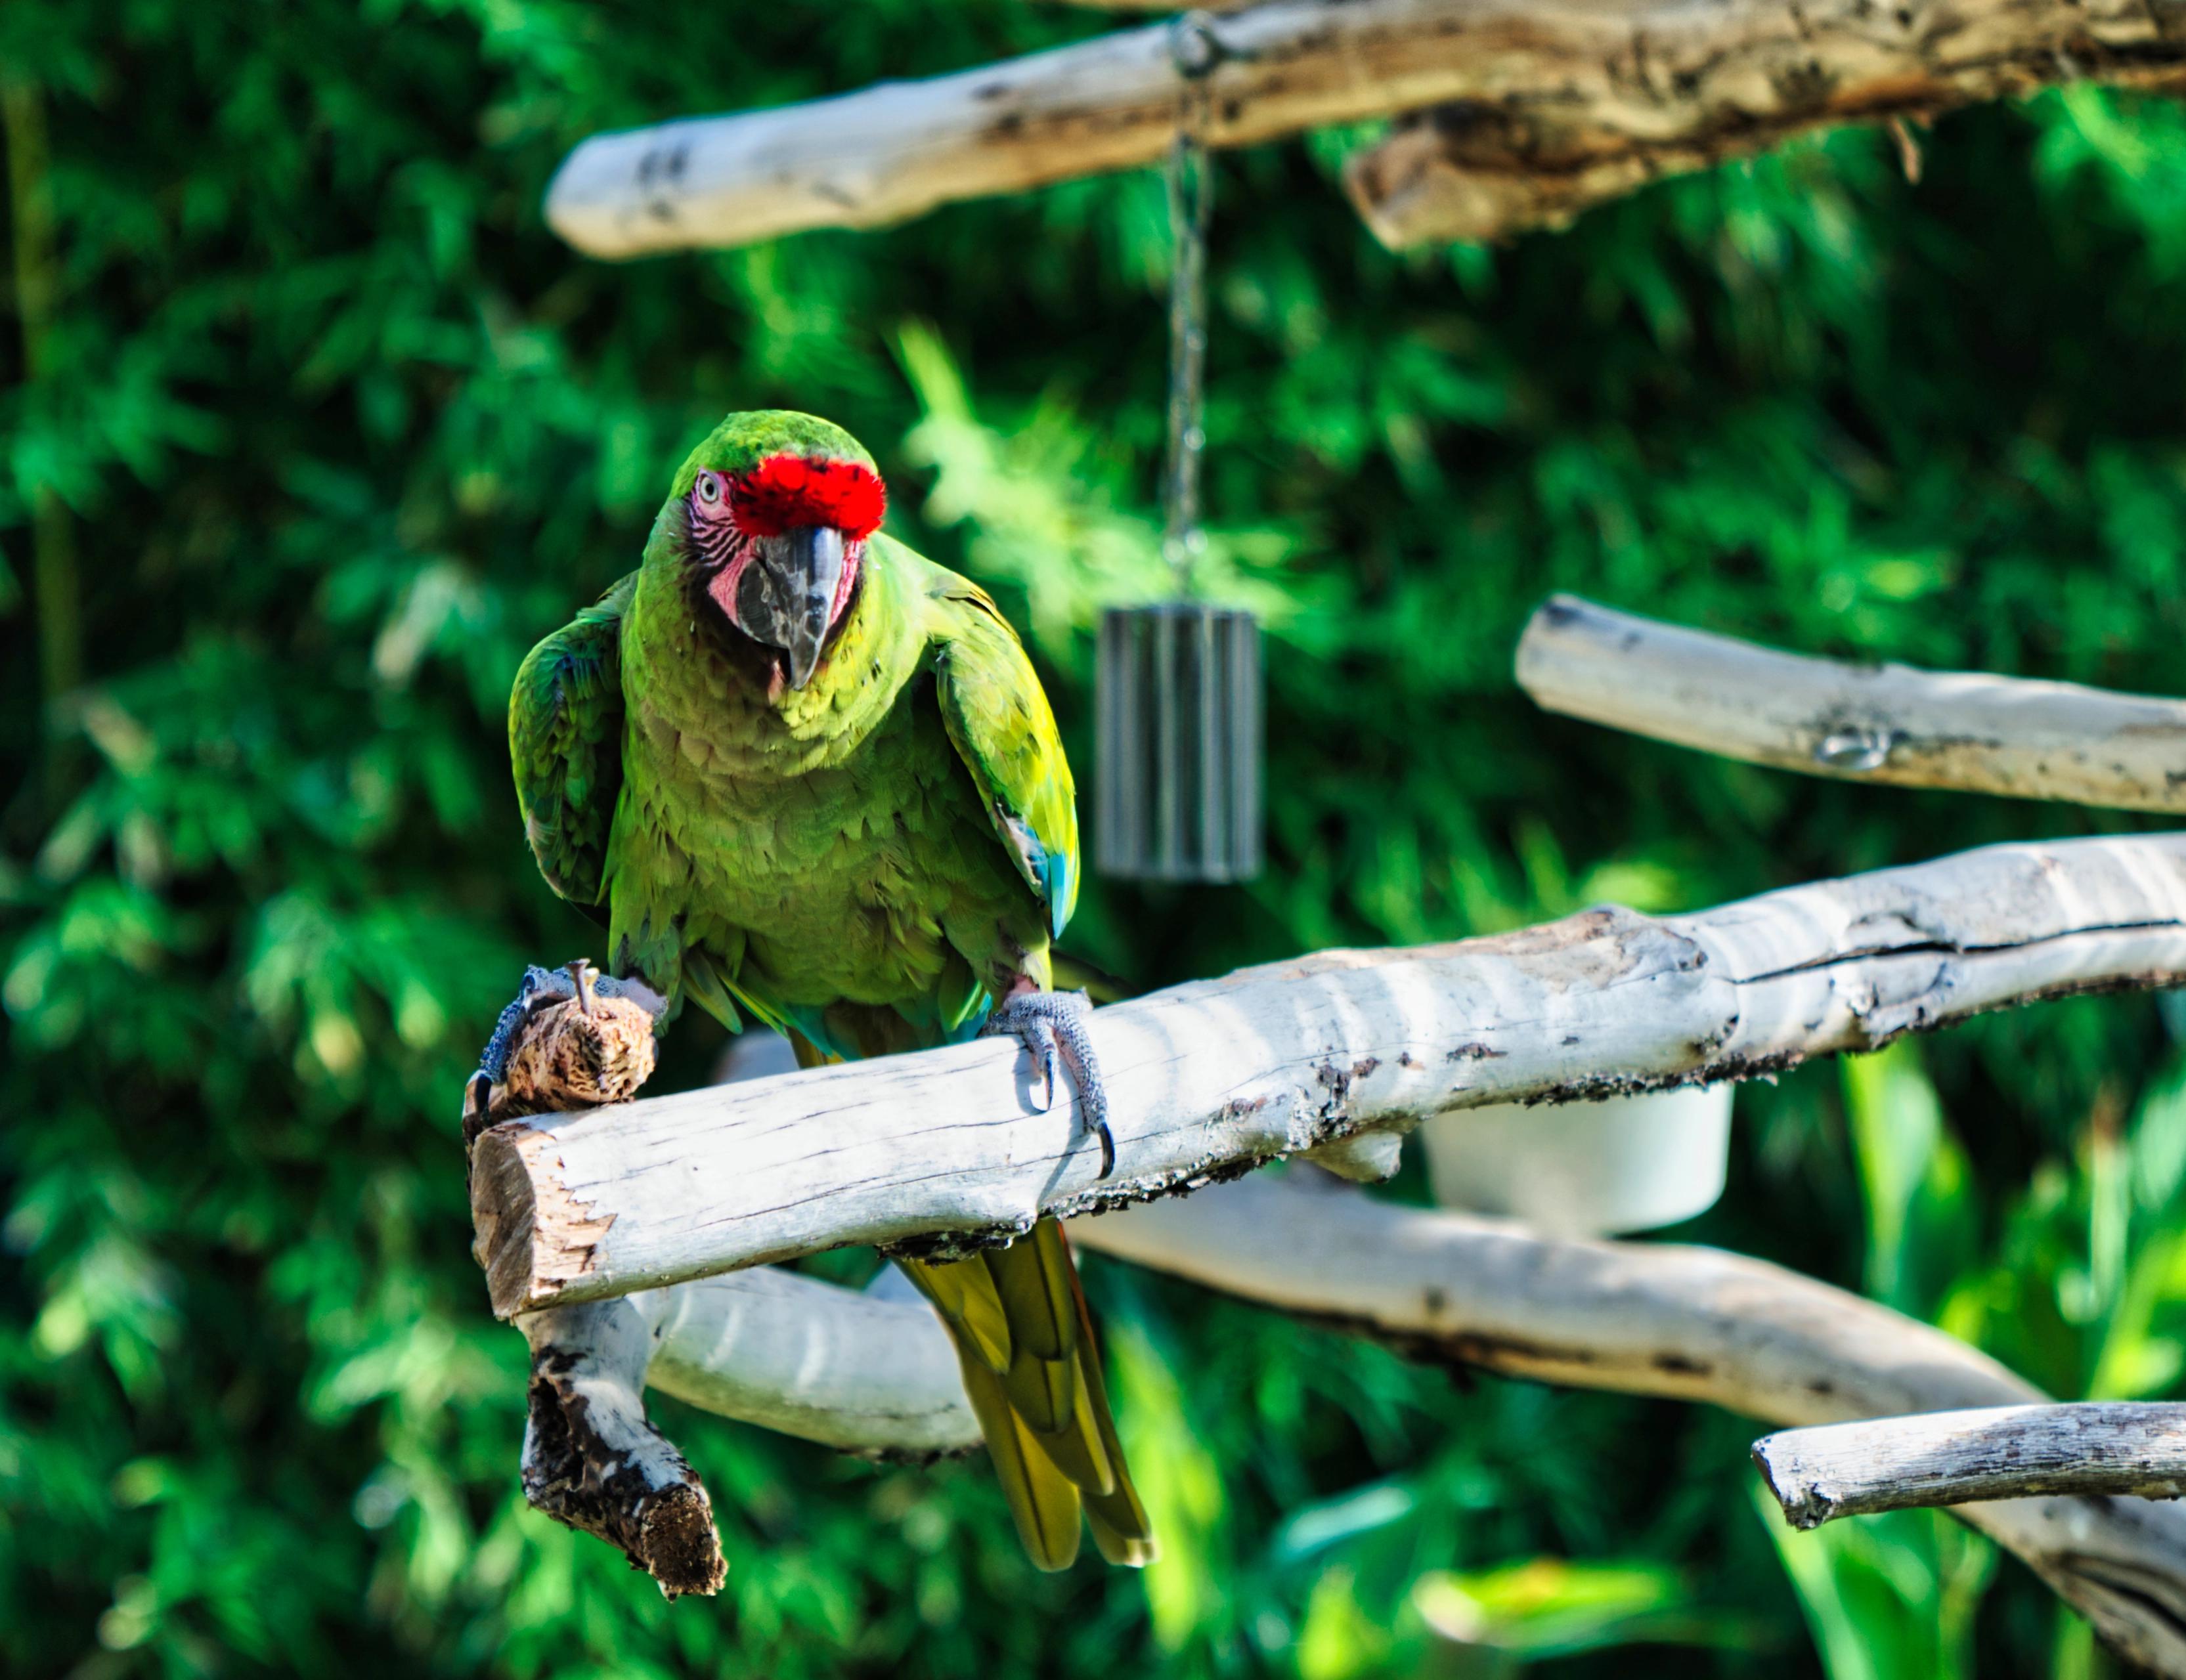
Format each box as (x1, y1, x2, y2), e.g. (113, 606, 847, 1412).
(466, 961, 664, 1131)
(982, 989, 1114, 1178)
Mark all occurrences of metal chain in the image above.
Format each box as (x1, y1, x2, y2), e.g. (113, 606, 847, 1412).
(1163, 11, 1219, 595)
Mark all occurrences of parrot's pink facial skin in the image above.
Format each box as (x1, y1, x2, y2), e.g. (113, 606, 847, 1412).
(686, 452, 883, 690)
(688, 455, 886, 650)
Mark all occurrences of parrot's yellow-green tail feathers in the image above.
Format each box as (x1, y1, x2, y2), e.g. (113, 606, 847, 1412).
(1087, 1500, 1160, 1568)
(902, 1223, 1155, 1570)
(955, 1353, 1083, 1571)
(1072, 1253, 1158, 1568)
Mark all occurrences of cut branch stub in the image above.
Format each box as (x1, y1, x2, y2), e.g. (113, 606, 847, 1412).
(490, 1009, 978, 1599)
(519, 1300, 726, 1597)
(470, 832, 2186, 1318)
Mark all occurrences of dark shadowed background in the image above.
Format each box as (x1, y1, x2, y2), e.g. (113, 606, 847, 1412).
(7, 3, 2186, 1675)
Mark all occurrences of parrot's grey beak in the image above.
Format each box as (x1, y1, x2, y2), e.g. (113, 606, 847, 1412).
(739, 526, 846, 689)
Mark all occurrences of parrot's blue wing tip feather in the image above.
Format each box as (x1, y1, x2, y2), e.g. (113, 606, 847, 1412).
(1047, 850, 1074, 943)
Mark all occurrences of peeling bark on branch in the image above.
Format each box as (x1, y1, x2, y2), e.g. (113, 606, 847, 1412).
(517, 1300, 726, 1598)
(471, 832, 2186, 1318)
(1078, 1177, 2186, 1675)
(542, 0, 2186, 259)
(1517, 595, 2186, 812)
(1753, 1404, 2186, 1529)
(513, 1272, 979, 1593)
(1344, 30, 2186, 248)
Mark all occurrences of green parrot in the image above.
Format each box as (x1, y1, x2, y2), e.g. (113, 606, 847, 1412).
(476, 410, 1154, 1572)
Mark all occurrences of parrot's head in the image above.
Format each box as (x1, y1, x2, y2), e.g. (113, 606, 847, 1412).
(668, 410, 888, 691)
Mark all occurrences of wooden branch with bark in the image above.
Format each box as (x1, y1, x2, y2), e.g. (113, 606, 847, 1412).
(1516, 595, 2186, 812)
(1341, 6, 2186, 248)
(542, 0, 2186, 259)
(470, 832, 2186, 1318)
(1753, 1404, 2186, 1530)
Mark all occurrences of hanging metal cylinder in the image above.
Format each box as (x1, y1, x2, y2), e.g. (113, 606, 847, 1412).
(1096, 604, 1261, 881)
(1095, 11, 1263, 884)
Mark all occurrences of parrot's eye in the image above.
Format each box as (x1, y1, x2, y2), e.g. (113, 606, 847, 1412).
(694, 471, 724, 507)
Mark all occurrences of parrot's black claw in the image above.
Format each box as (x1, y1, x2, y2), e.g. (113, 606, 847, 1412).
(462, 1069, 496, 1130)
(981, 989, 1115, 1178)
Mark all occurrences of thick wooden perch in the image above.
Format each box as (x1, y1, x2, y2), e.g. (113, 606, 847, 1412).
(1518, 595, 2186, 813)
(472, 832, 2186, 1318)
(1753, 1404, 2186, 1530)
(542, 0, 2186, 259)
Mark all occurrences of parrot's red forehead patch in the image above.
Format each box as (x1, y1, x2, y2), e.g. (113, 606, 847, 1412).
(728, 455, 886, 541)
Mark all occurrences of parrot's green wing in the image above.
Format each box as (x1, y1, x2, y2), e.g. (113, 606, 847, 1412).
(921, 559, 1080, 942)
(510, 572, 634, 913)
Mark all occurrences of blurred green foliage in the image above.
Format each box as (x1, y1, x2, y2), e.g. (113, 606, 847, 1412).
(6, 2, 2186, 1675)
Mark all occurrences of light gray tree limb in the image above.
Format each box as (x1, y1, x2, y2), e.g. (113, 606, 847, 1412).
(1753, 1404, 2186, 1529)
(471, 832, 2186, 1318)
(1518, 595, 2186, 813)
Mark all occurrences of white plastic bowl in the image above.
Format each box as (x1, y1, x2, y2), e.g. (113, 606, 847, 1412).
(1414, 1083, 1734, 1237)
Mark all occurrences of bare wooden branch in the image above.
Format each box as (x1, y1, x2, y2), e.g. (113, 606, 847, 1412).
(639, 1268, 978, 1457)
(513, 1270, 977, 1594)
(1082, 1171, 2034, 1423)
(542, 0, 2186, 259)
(1077, 1176, 2186, 1675)
(546, 0, 1437, 257)
(1344, 44, 2186, 249)
(1518, 595, 2186, 813)
(1753, 1404, 2186, 1530)
(471, 832, 2186, 1318)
